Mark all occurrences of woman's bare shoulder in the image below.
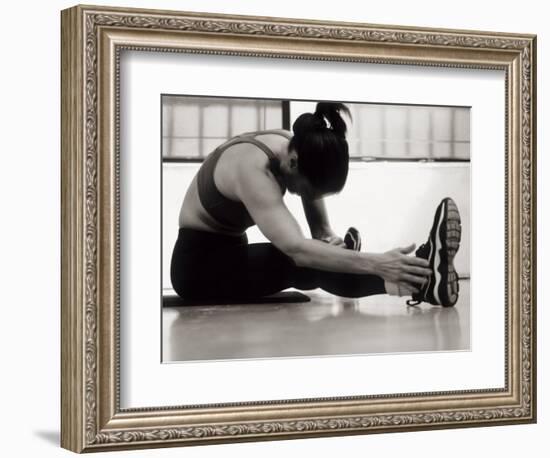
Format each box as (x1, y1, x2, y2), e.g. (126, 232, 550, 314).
(233, 146, 280, 182)
(217, 142, 272, 181)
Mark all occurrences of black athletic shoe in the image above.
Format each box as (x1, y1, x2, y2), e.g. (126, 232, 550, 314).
(344, 227, 362, 251)
(406, 197, 462, 307)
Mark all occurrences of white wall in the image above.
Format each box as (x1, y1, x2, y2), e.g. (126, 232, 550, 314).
(0, 1, 546, 458)
(163, 163, 470, 289)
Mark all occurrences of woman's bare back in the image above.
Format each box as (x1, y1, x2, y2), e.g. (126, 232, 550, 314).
(178, 131, 290, 235)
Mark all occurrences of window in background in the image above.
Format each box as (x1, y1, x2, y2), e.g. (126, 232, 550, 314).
(162, 95, 286, 161)
(346, 103, 470, 161)
(162, 96, 470, 162)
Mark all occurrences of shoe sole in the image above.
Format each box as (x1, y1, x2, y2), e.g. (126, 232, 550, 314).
(433, 198, 461, 306)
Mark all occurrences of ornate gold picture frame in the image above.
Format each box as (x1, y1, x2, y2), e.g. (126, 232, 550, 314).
(61, 4, 536, 453)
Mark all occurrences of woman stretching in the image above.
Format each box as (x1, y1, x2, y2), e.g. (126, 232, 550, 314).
(170, 102, 461, 306)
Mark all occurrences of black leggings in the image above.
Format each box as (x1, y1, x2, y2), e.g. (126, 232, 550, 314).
(170, 227, 387, 300)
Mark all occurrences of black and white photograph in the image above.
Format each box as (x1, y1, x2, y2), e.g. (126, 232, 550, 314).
(56, 2, 537, 453)
(161, 95, 470, 362)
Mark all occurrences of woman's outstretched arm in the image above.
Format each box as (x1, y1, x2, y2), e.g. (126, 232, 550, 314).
(235, 158, 431, 288)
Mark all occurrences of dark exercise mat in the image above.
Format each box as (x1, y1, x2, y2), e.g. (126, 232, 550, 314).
(163, 291, 311, 307)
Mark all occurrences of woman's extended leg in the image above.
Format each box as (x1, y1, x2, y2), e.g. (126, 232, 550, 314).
(170, 228, 386, 300)
(221, 242, 387, 299)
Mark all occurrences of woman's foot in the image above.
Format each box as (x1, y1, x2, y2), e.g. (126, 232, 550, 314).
(406, 197, 462, 307)
(344, 227, 362, 251)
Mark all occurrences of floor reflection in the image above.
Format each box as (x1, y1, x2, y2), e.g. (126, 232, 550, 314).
(162, 280, 470, 362)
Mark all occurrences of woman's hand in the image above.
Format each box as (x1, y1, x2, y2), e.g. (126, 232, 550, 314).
(371, 243, 432, 292)
(319, 233, 346, 248)
(315, 229, 346, 248)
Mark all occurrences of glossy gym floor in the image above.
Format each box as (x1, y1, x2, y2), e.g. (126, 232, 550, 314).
(162, 279, 470, 362)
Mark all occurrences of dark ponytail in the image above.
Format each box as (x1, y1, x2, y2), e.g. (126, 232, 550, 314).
(314, 102, 351, 138)
(289, 102, 352, 194)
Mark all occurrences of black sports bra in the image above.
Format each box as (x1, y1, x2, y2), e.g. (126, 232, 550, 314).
(196, 130, 292, 233)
